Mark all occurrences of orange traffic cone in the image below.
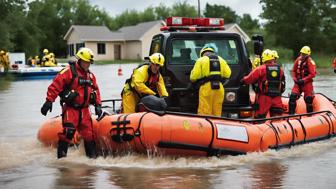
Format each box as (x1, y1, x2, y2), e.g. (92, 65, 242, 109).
(118, 66, 123, 76)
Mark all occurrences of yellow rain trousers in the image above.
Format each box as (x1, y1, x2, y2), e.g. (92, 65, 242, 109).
(190, 56, 231, 116)
(122, 65, 168, 113)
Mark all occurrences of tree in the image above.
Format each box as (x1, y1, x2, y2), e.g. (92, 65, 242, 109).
(260, 0, 336, 56)
(238, 14, 260, 35)
(171, 1, 197, 17)
(203, 3, 239, 23)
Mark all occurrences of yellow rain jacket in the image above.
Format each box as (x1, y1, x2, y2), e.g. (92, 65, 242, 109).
(42, 54, 56, 67)
(0, 52, 10, 71)
(252, 57, 261, 69)
(190, 55, 231, 116)
(122, 64, 168, 113)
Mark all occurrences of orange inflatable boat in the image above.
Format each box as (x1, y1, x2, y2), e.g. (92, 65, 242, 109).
(38, 93, 336, 156)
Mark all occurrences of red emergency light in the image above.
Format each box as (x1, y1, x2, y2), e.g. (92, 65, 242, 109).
(162, 17, 225, 32)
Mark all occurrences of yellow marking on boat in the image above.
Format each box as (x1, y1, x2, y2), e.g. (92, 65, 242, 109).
(183, 120, 190, 130)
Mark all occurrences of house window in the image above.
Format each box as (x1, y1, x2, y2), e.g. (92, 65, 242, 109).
(97, 43, 106, 54)
(68, 44, 74, 56)
(76, 43, 85, 52)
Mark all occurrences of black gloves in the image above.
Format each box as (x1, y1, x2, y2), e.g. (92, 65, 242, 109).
(41, 100, 53, 116)
(334, 69, 336, 73)
(95, 105, 102, 117)
(95, 105, 109, 121)
(297, 79, 304, 86)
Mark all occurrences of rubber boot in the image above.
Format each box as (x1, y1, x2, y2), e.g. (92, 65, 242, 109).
(84, 140, 97, 159)
(57, 140, 69, 159)
(306, 103, 313, 113)
(288, 101, 296, 115)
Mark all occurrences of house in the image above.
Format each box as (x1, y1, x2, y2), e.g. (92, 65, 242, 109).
(63, 21, 164, 61)
(63, 21, 250, 61)
(222, 23, 250, 42)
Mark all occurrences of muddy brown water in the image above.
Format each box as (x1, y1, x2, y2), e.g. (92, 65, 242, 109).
(1, 64, 336, 189)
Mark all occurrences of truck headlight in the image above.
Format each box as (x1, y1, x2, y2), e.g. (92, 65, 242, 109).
(225, 92, 236, 102)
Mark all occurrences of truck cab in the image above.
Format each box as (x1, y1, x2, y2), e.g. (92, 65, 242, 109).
(149, 17, 259, 118)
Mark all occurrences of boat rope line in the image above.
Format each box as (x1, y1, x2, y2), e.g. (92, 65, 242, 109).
(134, 112, 149, 150)
(156, 141, 246, 156)
(316, 92, 336, 104)
(162, 109, 333, 123)
(326, 112, 336, 134)
(320, 114, 332, 138)
(286, 119, 296, 146)
(267, 122, 280, 149)
(294, 118, 307, 142)
(205, 118, 215, 156)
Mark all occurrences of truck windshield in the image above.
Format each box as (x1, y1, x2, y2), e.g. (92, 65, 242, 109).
(170, 39, 240, 65)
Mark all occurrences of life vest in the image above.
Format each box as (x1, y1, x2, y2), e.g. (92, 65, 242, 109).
(295, 56, 309, 79)
(261, 64, 284, 97)
(145, 70, 159, 94)
(59, 61, 94, 109)
(196, 55, 226, 89)
(124, 63, 160, 97)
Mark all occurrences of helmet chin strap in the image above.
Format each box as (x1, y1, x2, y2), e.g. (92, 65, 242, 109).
(78, 59, 89, 71)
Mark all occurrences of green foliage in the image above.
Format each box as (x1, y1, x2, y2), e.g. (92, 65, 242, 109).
(260, 0, 336, 57)
(204, 3, 239, 23)
(311, 53, 335, 68)
(1, 0, 334, 62)
(203, 3, 261, 36)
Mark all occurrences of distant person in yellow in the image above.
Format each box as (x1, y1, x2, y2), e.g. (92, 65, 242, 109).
(34, 55, 40, 66)
(0, 50, 10, 72)
(121, 53, 168, 113)
(41, 49, 56, 67)
(190, 44, 232, 116)
(49, 52, 57, 65)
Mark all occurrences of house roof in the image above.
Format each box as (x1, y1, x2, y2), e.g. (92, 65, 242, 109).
(63, 25, 124, 41)
(118, 20, 163, 41)
(224, 23, 250, 42)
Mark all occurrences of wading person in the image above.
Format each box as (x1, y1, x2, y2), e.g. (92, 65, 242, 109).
(190, 44, 231, 116)
(40, 47, 104, 159)
(0, 50, 10, 72)
(241, 49, 285, 119)
(121, 53, 168, 113)
(288, 46, 316, 114)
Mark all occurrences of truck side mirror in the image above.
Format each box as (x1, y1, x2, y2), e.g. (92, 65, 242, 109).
(252, 34, 264, 56)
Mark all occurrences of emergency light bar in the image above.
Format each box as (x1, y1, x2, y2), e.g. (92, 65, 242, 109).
(162, 16, 225, 32)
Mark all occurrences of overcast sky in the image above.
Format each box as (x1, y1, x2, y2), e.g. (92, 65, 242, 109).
(89, 0, 263, 19)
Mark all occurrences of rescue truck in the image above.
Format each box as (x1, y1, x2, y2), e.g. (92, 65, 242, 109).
(148, 16, 263, 118)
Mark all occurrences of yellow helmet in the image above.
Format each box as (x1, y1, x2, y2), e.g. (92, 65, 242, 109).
(149, 53, 165, 66)
(261, 49, 275, 62)
(200, 44, 216, 57)
(43, 49, 49, 54)
(272, 50, 279, 59)
(0, 50, 5, 55)
(35, 56, 39, 59)
(76, 47, 94, 63)
(50, 53, 55, 57)
(300, 46, 311, 55)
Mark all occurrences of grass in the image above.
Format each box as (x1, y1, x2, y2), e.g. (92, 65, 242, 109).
(254, 47, 334, 68)
(281, 53, 334, 68)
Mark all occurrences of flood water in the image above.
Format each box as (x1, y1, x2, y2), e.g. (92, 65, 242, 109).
(1, 63, 336, 189)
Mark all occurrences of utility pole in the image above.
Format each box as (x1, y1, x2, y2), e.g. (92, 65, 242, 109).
(198, 0, 201, 17)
